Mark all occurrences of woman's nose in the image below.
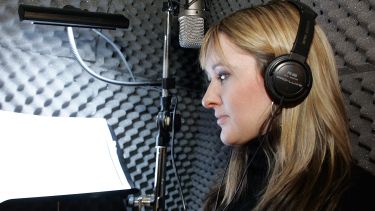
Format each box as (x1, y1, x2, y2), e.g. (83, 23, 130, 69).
(202, 83, 221, 109)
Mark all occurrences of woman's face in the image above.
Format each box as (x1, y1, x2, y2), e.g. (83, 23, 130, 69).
(202, 33, 272, 145)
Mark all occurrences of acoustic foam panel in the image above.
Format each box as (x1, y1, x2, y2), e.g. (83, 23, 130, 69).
(0, 0, 373, 210)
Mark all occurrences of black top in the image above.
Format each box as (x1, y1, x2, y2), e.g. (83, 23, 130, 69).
(337, 165, 375, 211)
(221, 138, 375, 211)
(222, 136, 268, 211)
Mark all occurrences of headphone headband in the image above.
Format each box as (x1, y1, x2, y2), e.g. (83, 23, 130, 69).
(287, 0, 317, 60)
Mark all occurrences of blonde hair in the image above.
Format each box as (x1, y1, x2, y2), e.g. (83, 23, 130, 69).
(200, 1, 352, 210)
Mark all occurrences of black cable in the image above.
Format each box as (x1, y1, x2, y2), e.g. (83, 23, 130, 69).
(106, 0, 113, 13)
(186, 0, 199, 7)
(186, 0, 209, 10)
(219, 101, 283, 211)
(170, 95, 187, 210)
(221, 136, 267, 211)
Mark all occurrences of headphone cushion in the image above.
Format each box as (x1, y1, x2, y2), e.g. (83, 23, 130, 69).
(264, 55, 313, 107)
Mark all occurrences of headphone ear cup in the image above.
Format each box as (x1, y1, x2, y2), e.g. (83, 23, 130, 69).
(264, 55, 313, 107)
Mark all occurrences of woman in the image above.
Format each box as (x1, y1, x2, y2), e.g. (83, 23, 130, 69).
(200, 0, 355, 210)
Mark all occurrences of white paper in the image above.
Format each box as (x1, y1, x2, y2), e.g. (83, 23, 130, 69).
(0, 110, 131, 203)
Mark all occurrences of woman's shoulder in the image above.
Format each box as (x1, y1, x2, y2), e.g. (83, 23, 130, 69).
(337, 165, 375, 211)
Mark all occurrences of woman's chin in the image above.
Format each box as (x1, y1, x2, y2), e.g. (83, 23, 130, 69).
(220, 131, 258, 146)
(220, 133, 237, 146)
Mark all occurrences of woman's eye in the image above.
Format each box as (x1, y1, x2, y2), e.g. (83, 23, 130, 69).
(218, 72, 229, 81)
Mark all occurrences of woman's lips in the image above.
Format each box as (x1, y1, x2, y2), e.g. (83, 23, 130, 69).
(216, 115, 229, 125)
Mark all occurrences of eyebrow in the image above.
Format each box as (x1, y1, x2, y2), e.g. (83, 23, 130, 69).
(208, 62, 228, 72)
(211, 63, 223, 70)
(203, 63, 219, 77)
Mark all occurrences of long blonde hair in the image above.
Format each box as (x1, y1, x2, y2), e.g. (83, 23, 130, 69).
(200, 1, 352, 210)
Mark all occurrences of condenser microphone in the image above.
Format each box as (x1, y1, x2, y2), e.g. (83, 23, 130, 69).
(178, 0, 205, 48)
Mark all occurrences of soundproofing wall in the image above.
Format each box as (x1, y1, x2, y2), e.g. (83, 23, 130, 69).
(0, 0, 373, 210)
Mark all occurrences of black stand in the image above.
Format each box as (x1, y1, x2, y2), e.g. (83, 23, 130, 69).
(127, 1, 180, 211)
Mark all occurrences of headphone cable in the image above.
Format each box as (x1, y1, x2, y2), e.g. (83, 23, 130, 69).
(220, 102, 282, 210)
(170, 95, 187, 210)
(213, 149, 231, 211)
(221, 137, 266, 211)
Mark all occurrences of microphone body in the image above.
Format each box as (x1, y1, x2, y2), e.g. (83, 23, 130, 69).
(178, 0, 205, 48)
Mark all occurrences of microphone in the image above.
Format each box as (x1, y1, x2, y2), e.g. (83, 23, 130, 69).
(178, 0, 205, 48)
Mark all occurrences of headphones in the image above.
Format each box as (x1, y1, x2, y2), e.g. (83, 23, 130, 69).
(264, 0, 317, 107)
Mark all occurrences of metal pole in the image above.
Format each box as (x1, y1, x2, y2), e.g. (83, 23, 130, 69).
(127, 1, 178, 210)
(153, 2, 174, 210)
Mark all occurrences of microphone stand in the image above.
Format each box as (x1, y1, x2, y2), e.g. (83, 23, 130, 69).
(17, 2, 181, 210)
(128, 1, 179, 210)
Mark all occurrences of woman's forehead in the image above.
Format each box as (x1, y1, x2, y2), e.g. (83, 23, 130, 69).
(203, 34, 233, 68)
(204, 34, 254, 71)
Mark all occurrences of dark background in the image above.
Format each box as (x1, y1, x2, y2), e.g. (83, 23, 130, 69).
(0, 0, 373, 210)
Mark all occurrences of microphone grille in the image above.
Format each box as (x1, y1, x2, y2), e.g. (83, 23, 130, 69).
(178, 16, 204, 48)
